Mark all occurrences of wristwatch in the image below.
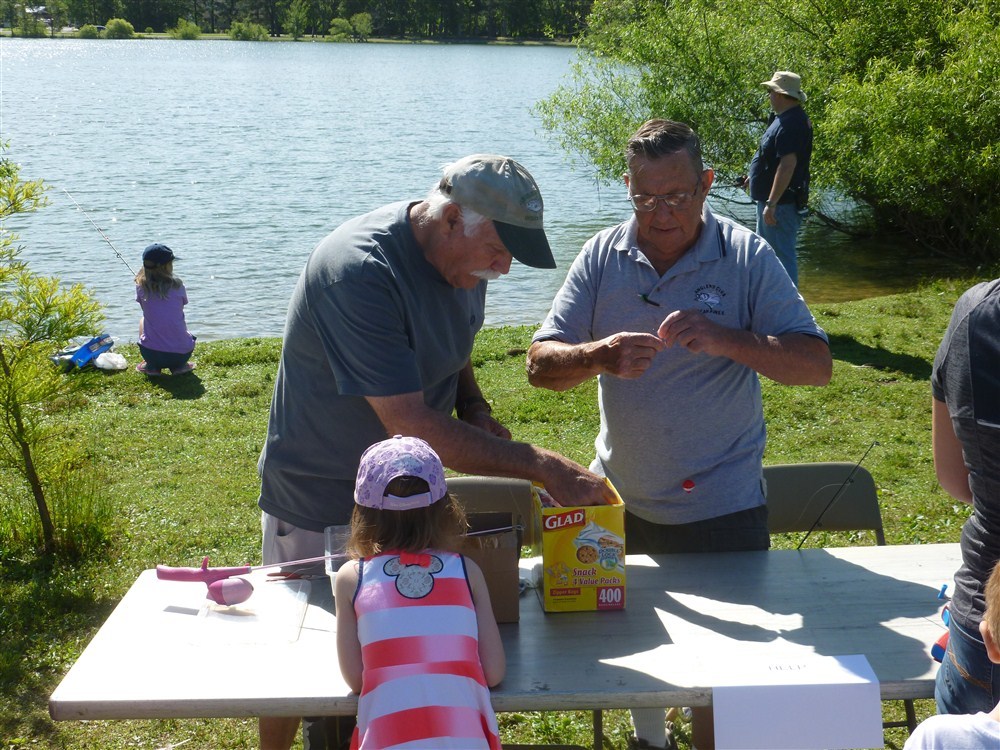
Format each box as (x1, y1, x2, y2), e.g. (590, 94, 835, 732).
(765, 200, 777, 208)
(456, 396, 491, 419)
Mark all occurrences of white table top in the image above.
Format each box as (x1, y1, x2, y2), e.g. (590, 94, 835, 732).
(49, 543, 959, 721)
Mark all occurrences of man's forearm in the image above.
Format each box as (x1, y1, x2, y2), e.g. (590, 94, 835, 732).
(371, 394, 540, 474)
(525, 340, 600, 391)
(366, 393, 614, 506)
(721, 330, 831, 386)
(766, 154, 797, 205)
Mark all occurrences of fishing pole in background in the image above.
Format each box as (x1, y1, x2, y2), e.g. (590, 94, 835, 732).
(796, 439, 880, 549)
(61, 187, 137, 277)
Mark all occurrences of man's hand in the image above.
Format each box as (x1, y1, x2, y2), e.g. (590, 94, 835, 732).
(657, 309, 732, 357)
(657, 310, 832, 385)
(594, 332, 666, 379)
(763, 203, 779, 226)
(462, 408, 512, 440)
(539, 451, 617, 507)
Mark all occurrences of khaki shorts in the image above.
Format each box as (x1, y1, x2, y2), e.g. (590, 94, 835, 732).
(260, 511, 326, 566)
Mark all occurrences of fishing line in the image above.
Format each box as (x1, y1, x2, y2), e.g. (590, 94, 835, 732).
(796, 439, 880, 550)
(61, 188, 137, 277)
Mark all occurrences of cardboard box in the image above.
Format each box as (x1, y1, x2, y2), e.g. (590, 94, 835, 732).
(460, 511, 522, 624)
(531, 484, 626, 612)
(447, 476, 538, 546)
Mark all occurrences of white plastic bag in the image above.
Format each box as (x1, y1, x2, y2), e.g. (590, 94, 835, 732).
(94, 351, 128, 371)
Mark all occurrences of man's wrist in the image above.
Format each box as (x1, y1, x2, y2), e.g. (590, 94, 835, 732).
(455, 395, 491, 419)
(765, 199, 777, 208)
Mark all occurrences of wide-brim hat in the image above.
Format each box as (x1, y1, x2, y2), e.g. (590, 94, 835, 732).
(761, 71, 807, 102)
(354, 435, 448, 511)
(142, 243, 177, 266)
(439, 154, 555, 269)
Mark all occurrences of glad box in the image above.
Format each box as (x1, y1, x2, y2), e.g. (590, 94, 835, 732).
(530, 484, 626, 612)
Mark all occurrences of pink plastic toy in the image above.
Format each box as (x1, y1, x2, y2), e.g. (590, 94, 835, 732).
(156, 554, 344, 605)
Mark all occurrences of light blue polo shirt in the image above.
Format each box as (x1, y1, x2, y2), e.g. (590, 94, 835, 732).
(534, 208, 828, 524)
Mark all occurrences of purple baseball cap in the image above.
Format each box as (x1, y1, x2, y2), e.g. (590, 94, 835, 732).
(354, 435, 448, 511)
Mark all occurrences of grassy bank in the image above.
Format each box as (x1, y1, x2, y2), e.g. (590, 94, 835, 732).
(0, 277, 983, 749)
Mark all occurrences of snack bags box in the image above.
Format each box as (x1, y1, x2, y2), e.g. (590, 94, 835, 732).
(530, 483, 626, 612)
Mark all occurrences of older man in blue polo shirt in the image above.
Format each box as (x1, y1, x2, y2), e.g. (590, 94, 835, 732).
(527, 119, 832, 750)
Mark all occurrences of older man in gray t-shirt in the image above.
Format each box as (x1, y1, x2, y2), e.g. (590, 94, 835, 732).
(257, 155, 616, 750)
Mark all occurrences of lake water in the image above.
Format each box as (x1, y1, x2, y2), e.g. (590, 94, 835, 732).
(0, 38, 939, 343)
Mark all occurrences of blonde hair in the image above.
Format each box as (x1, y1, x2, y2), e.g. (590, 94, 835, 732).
(348, 476, 467, 559)
(135, 262, 183, 299)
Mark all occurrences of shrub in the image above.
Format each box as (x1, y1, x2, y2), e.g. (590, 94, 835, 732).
(17, 15, 47, 37)
(168, 18, 201, 39)
(228, 20, 270, 41)
(104, 18, 135, 38)
(327, 17, 352, 41)
(77, 24, 100, 38)
(349, 12, 371, 40)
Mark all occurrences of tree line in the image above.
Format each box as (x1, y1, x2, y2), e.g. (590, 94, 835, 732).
(5, 0, 593, 38)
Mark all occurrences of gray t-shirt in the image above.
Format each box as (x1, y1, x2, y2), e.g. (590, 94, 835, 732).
(931, 279, 1000, 630)
(258, 202, 487, 531)
(533, 208, 827, 524)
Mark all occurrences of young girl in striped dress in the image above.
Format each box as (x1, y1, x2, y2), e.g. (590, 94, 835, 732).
(335, 435, 506, 750)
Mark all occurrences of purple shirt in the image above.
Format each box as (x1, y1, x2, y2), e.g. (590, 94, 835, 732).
(136, 284, 194, 353)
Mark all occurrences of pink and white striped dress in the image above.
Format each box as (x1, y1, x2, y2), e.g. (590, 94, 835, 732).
(351, 549, 501, 750)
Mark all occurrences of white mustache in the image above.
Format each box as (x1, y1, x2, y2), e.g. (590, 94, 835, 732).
(470, 269, 504, 281)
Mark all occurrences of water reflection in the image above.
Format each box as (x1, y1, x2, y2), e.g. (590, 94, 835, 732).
(712, 190, 957, 304)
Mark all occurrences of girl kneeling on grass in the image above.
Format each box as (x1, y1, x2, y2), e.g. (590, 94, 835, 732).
(135, 243, 196, 376)
(335, 435, 506, 750)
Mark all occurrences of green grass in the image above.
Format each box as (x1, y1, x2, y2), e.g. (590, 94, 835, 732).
(0, 277, 985, 749)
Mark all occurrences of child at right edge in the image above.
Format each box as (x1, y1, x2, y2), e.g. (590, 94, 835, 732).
(904, 563, 1000, 748)
(334, 434, 506, 750)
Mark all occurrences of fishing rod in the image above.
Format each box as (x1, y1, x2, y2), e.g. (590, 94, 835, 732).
(61, 188, 137, 277)
(796, 440, 880, 550)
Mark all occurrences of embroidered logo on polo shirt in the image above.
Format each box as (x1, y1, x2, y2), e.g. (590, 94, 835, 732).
(694, 285, 726, 316)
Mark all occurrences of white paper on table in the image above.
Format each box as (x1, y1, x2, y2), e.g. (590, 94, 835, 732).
(713, 653, 883, 750)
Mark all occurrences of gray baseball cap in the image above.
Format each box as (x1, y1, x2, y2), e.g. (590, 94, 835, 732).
(439, 154, 555, 269)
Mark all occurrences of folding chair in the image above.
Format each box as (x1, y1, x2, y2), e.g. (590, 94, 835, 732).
(764, 462, 886, 544)
(763, 462, 916, 734)
(445, 476, 594, 750)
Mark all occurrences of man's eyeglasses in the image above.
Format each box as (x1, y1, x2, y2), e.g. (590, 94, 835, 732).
(627, 177, 703, 212)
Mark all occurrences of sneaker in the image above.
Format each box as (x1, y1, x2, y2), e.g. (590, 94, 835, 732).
(136, 362, 162, 376)
(627, 723, 678, 750)
(170, 362, 196, 376)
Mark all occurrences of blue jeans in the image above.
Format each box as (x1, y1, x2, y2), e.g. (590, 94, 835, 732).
(755, 201, 803, 285)
(935, 615, 1000, 714)
(138, 345, 193, 372)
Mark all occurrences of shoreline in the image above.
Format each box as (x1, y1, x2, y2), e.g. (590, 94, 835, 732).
(1, 30, 578, 45)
